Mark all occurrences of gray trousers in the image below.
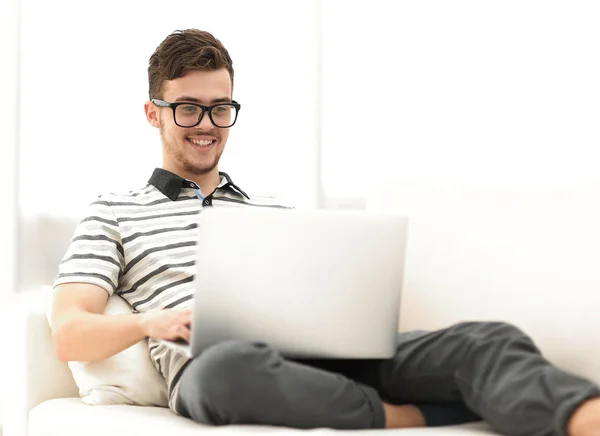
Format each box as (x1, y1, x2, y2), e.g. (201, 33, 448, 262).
(175, 322, 600, 435)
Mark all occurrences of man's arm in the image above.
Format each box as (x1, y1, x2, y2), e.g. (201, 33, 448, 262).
(51, 283, 192, 362)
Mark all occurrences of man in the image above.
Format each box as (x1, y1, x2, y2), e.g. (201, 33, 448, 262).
(50, 29, 600, 435)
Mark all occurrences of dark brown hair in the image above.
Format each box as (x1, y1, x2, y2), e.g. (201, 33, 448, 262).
(148, 29, 234, 99)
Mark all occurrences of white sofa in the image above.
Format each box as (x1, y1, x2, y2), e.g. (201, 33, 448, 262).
(2, 183, 600, 436)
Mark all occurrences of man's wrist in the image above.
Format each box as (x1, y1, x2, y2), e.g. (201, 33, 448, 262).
(134, 312, 149, 338)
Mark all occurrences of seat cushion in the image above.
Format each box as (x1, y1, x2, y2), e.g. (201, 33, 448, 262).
(29, 398, 499, 436)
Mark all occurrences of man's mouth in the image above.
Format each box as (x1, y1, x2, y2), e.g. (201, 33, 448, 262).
(186, 137, 216, 148)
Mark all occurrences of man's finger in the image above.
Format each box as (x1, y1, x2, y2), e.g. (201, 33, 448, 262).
(179, 324, 191, 341)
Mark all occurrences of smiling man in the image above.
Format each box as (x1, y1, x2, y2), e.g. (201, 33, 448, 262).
(50, 29, 600, 436)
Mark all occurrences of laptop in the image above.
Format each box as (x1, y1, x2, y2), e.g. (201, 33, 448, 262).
(163, 206, 409, 359)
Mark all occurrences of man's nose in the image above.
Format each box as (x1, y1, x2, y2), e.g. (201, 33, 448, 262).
(197, 110, 214, 129)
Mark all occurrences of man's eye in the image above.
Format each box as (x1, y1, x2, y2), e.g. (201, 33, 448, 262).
(180, 105, 200, 113)
(213, 105, 229, 114)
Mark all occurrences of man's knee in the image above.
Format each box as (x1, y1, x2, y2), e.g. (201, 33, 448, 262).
(456, 321, 528, 338)
(177, 340, 276, 424)
(454, 321, 541, 354)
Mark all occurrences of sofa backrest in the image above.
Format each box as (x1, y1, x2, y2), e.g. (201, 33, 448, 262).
(368, 183, 600, 384)
(18, 214, 81, 290)
(18, 187, 600, 387)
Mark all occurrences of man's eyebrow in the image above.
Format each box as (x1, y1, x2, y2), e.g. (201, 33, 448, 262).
(174, 96, 232, 104)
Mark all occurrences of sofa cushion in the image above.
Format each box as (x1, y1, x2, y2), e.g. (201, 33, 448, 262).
(29, 398, 498, 436)
(44, 288, 168, 407)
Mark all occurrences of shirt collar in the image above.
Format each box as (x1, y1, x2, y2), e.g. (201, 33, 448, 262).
(148, 168, 250, 201)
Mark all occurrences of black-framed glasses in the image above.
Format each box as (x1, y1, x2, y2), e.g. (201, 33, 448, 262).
(151, 99, 241, 128)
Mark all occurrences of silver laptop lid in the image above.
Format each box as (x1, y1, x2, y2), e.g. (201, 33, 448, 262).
(190, 207, 409, 359)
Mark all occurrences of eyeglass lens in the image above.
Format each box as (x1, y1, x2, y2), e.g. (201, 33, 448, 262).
(175, 104, 237, 128)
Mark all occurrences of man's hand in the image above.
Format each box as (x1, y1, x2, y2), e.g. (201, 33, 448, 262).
(138, 309, 192, 342)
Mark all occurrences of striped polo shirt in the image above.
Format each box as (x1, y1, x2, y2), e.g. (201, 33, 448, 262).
(54, 168, 289, 411)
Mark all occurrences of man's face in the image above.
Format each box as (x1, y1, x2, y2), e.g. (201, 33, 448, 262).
(146, 69, 233, 177)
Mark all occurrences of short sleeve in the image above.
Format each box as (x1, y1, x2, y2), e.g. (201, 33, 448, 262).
(53, 196, 125, 296)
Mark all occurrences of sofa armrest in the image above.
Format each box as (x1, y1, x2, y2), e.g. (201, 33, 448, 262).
(0, 291, 79, 436)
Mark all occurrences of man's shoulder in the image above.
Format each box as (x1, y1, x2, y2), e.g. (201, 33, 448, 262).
(244, 192, 294, 209)
(90, 184, 162, 207)
(214, 188, 294, 209)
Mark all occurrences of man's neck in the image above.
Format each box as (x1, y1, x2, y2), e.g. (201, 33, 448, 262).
(190, 171, 221, 197)
(165, 166, 221, 197)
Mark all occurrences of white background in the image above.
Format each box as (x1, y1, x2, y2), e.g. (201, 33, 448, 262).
(321, 1, 600, 195)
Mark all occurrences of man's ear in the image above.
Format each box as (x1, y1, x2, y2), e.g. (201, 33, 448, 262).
(144, 101, 160, 128)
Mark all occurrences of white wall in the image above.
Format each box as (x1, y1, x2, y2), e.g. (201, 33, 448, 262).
(321, 1, 600, 192)
(0, 0, 19, 296)
(0, 0, 19, 428)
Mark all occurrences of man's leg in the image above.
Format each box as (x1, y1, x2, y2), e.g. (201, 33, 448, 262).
(175, 340, 386, 429)
(175, 339, 483, 429)
(372, 322, 600, 436)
